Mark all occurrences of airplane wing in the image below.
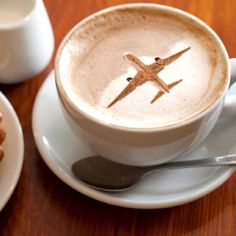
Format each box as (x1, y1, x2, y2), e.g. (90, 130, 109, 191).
(107, 73, 146, 108)
(160, 47, 190, 65)
(149, 73, 170, 93)
(150, 47, 190, 72)
(150, 79, 183, 104)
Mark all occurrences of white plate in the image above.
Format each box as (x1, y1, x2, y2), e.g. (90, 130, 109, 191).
(32, 72, 235, 209)
(0, 92, 24, 212)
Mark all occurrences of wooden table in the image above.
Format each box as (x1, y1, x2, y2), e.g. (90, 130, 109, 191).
(0, 0, 236, 235)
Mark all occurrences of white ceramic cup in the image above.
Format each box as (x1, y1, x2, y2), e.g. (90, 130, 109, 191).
(0, 0, 54, 83)
(55, 4, 236, 166)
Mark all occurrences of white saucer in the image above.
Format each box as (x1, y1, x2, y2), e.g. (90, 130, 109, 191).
(0, 92, 24, 212)
(32, 72, 236, 209)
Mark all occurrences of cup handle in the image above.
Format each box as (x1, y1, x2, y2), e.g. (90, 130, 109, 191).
(221, 58, 236, 117)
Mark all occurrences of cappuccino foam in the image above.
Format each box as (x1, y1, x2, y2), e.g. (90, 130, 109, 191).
(59, 7, 227, 128)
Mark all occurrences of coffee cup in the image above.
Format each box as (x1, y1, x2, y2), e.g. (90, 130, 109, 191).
(0, 0, 54, 84)
(55, 3, 236, 166)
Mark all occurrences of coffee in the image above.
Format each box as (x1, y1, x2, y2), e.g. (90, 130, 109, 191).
(58, 7, 227, 128)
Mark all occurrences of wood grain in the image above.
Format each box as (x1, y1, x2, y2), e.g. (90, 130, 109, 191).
(0, 0, 236, 235)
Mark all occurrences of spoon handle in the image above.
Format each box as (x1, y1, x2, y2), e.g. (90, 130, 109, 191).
(146, 154, 236, 171)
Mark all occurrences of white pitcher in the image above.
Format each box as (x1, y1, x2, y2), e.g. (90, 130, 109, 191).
(0, 0, 54, 83)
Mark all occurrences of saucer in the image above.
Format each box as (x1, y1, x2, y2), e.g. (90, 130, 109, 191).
(32, 72, 235, 209)
(0, 92, 24, 212)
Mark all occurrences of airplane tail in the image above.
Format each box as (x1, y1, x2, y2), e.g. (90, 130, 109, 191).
(150, 79, 183, 104)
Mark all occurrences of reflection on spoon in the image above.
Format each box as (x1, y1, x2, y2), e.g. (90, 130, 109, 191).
(72, 154, 236, 192)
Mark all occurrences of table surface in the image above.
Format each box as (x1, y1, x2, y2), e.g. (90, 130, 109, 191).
(0, 0, 236, 235)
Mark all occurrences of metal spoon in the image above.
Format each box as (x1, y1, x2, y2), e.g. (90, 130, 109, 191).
(72, 154, 236, 192)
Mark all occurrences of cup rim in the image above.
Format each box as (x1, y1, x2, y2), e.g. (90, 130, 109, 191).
(55, 3, 230, 133)
(0, 0, 38, 30)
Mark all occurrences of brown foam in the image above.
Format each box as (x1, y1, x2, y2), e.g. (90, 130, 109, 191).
(58, 6, 228, 128)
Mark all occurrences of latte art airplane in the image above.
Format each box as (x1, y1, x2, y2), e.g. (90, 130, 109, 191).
(107, 47, 190, 108)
